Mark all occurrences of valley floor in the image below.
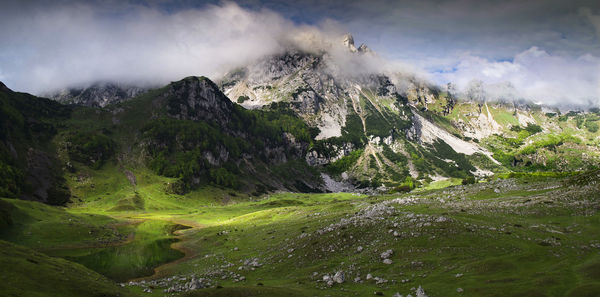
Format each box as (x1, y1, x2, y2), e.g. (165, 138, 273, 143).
(1, 172, 600, 297)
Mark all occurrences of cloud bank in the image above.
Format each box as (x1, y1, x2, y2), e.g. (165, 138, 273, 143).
(0, 1, 599, 107)
(433, 47, 600, 107)
(0, 2, 328, 94)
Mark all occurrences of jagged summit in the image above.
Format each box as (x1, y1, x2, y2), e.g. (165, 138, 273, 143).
(357, 43, 371, 53)
(342, 33, 357, 52)
(162, 76, 234, 125)
(342, 33, 372, 54)
(48, 82, 146, 107)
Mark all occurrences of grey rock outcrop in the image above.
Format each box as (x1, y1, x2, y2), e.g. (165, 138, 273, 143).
(49, 82, 146, 107)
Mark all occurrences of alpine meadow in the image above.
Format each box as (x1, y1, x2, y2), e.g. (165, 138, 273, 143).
(1, 1, 599, 297)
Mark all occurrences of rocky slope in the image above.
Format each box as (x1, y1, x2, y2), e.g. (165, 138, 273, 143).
(48, 82, 147, 107)
(215, 34, 600, 190)
(0, 77, 323, 205)
(217, 35, 502, 189)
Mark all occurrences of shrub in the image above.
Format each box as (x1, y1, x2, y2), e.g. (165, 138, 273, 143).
(325, 150, 363, 175)
(67, 132, 114, 169)
(0, 161, 23, 198)
(462, 176, 476, 185)
(586, 121, 599, 133)
(525, 124, 542, 135)
(236, 95, 250, 104)
(519, 133, 581, 155)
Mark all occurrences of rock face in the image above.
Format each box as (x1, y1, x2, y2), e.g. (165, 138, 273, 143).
(219, 34, 412, 142)
(49, 82, 146, 107)
(138, 76, 320, 193)
(218, 33, 501, 187)
(163, 76, 234, 126)
(333, 271, 345, 284)
(342, 34, 371, 54)
(343, 34, 357, 52)
(221, 51, 350, 139)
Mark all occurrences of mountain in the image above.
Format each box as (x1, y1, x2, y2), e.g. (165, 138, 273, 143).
(2, 34, 600, 204)
(218, 34, 600, 190)
(218, 34, 494, 189)
(48, 82, 147, 107)
(0, 82, 72, 204)
(0, 76, 322, 205)
(1, 38, 600, 297)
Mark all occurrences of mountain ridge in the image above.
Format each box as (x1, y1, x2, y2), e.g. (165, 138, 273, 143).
(2, 35, 599, 200)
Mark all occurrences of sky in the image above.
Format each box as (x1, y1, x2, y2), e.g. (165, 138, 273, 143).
(1, 0, 599, 107)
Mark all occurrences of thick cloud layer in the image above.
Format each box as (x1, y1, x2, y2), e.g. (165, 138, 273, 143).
(0, 1, 599, 107)
(0, 2, 323, 93)
(432, 48, 600, 107)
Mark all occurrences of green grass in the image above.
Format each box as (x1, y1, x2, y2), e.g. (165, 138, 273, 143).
(3, 173, 600, 296)
(109, 176, 600, 296)
(0, 198, 121, 250)
(487, 105, 520, 126)
(59, 220, 185, 282)
(418, 177, 463, 190)
(183, 286, 306, 297)
(0, 198, 186, 282)
(0, 240, 136, 297)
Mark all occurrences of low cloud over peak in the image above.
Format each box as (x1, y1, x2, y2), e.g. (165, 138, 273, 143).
(0, 2, 318, 94)
(0, 0, 599, 108)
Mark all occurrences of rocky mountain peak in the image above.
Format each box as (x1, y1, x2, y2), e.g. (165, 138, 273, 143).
(357, 43, 372, 53)
(342, 34, 372, 54)
(342, 33, 357, 52)
(164, 76, 234, 125)
(48, 82, 146, 107)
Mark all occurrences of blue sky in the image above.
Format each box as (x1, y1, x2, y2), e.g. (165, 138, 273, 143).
(1, 0, 599, 106)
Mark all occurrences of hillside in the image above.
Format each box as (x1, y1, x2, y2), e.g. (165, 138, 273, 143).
(217, 35, 600, 190)
(1, 171, 599, 297)
(0, 238, 136, 297)
(1, 70, 599, 297)
(0, 76, 324, 207)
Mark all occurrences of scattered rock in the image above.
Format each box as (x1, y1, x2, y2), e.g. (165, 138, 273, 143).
(333, 271, 345, 284)
(416, 286, 428, 297)
(380, 249, 394, 259)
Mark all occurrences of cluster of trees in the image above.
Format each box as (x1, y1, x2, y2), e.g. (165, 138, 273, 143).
(0, 86, 71, 200)
(67, 132, 114, 169)
(0, 156, 23, 198)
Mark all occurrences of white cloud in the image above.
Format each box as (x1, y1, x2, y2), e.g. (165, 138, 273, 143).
(0, 1, 427, 95)
(0, 2, 322, 94)
(433, 47, 600, 107)
(0, 1, 598, 108)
